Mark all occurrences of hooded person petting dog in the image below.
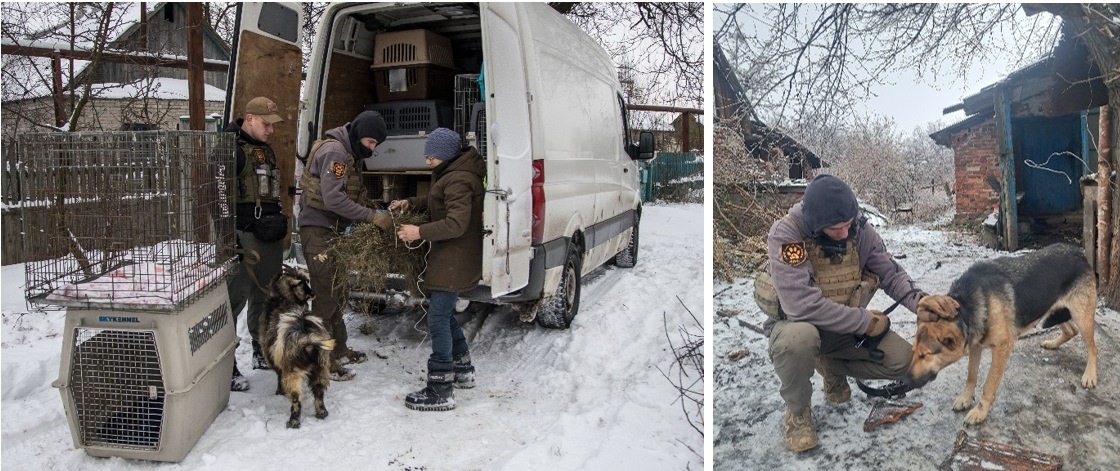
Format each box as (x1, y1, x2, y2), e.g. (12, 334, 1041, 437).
(389, 128, 483, 411)
(298, 110, 394, 382)
(754, 174, 957, 452)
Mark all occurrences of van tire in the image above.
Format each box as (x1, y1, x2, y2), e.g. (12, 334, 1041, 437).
(613, 223, 639, 268)
(535, 243, 583, 329)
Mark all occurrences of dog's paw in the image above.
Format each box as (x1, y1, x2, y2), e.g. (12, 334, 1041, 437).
(315, 409, 329, 420)
(1083, 371, 1098, 389)
(964, 407, 989, 425)
(1041, 338, 1061, 350)
(286, 419, 301, 429)
(952, 394, 974, 412)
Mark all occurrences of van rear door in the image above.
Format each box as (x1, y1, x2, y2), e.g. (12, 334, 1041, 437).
(480, 2, 533, 297)
(225, 3, 303, 246)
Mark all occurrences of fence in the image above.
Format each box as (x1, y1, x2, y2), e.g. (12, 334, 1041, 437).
(640, 151, 703, 203)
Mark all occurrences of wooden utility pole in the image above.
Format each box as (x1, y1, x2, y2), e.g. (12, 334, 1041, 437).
(186, 3, 205, 131)
(994, 87, 1018, 251)
(626, 104, 705, 154)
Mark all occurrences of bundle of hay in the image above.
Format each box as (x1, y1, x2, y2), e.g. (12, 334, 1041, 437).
(330, 212, 429, 299)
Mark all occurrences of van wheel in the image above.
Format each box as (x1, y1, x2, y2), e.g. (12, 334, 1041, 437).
(536, 243, 583, 329)
(613, 223, 639, 268)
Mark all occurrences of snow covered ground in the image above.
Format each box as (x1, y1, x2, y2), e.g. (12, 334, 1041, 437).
(2, 204, 704, 470)
(714, 223, 1120, 470)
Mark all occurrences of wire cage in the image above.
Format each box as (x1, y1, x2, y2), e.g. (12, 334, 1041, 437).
(17, 131, 237, 311)
(454, 74, 481, 143)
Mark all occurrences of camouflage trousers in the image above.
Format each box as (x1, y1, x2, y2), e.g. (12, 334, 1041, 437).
(768, 320, 913, 415)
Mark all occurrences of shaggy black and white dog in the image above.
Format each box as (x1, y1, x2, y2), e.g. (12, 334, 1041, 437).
(258, 265, 335, 429)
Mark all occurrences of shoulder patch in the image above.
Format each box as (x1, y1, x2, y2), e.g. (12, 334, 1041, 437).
(331, 161, 347, 178)
(780, 242, 807, 267)
(252, 148, 266, 163)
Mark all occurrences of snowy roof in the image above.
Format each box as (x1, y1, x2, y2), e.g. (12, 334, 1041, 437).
(89, 78, 226, 101)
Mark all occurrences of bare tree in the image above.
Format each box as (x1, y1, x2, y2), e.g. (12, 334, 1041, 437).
(715, 4, 1060, 130)
(2, 2, 237, 137)
(552, 2, 703, 107)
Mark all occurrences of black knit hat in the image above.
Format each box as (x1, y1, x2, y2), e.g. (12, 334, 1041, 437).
(802, 174, 860, 234)
(348, 111, 388, 159)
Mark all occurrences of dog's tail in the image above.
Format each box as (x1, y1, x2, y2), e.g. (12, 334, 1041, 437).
(302, 314, 335, 352)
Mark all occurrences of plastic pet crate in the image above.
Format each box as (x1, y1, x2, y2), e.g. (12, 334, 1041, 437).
(365, 100, 453, 136)
(372, 29, 455, 69)
(363, 134, 430, 171)
(17, 131, 239, 462)
(373, 65, 456, 102)
(52, 282, 237, 462)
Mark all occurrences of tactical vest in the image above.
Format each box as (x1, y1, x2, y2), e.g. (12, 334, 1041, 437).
(300, 138, 367, 211)
(236, 140, 281, 205)
(754, 220, 879, 321)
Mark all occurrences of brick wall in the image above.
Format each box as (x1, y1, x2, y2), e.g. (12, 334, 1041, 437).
(949, 119, 1001, 223)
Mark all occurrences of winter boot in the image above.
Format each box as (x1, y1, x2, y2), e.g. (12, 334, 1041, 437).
(330, 361, 355, 382)
(405, 362, 455, 411)
(816, 357, 850, 404)
(251, 340, 268, 370)
(783, 407, 818, 452)
(231, 364, 250, 392)
(453, 353, 476, 389)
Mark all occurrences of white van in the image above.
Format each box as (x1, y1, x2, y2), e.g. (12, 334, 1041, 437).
(225, 2, 655, 328)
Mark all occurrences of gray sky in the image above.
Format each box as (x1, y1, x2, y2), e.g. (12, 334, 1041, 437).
(716, 4, 1059, 134)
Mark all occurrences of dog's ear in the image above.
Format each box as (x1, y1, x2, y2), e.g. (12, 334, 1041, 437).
(939, 335, 957, 350)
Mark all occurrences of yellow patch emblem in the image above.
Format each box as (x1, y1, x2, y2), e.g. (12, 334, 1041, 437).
(253, 148, 265, 163)
(331, 161, 347, 178)
(780, 242, 807, 267)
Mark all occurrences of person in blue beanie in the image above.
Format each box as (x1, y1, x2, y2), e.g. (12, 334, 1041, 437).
(389, 128, 484, 411)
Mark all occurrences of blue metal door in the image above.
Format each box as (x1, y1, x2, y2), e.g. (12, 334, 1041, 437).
(1014, 115, 1083, 214)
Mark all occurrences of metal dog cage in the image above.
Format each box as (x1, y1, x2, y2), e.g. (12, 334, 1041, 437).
(453, 74, 481, 144)
(17, 131, 238, 311)
(17, 131, 240, 462)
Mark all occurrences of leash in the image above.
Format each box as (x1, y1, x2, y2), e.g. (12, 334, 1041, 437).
(881, 288, 923, 315)
(856, 379, 913, 398)
(851, 286, 922, 396)
(233, 247, 272, 295)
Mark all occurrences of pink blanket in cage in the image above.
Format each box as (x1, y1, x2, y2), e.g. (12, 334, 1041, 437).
(45, 261, 225, 306)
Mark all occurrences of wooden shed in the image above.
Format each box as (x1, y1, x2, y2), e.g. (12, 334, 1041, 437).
(930, 35, 1109, 250)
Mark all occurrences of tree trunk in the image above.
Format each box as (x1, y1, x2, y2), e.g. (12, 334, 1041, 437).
(1098, 105, 1111, 285)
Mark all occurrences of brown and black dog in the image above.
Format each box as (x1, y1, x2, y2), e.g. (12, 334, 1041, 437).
(259, 266, 336, 429)
(905, 243, 1098, 425)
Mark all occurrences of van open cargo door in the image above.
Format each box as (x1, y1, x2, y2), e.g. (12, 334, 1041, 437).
(225, 3, 303, 248)
(480, 2, 533, 297)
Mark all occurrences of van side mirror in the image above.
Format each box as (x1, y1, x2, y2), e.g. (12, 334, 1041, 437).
(635, 131, 655, 160)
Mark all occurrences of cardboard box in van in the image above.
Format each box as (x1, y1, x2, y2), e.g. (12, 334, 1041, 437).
(226, 2, 655, 329)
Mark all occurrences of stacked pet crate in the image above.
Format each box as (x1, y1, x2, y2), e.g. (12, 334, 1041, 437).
(19, 131, 239, 462)
(366, 29, 458, 173)
(370, 29, 456, 102)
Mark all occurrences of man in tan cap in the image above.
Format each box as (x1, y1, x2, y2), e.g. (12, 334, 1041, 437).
(226, 96, 286, 392)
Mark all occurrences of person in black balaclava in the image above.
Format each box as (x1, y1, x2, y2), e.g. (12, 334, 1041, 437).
(348, 110, 388, 160)
(297, 110, 391, 382)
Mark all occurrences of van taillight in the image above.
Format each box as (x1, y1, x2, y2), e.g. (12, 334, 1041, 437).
(531, 160, 544, 245)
